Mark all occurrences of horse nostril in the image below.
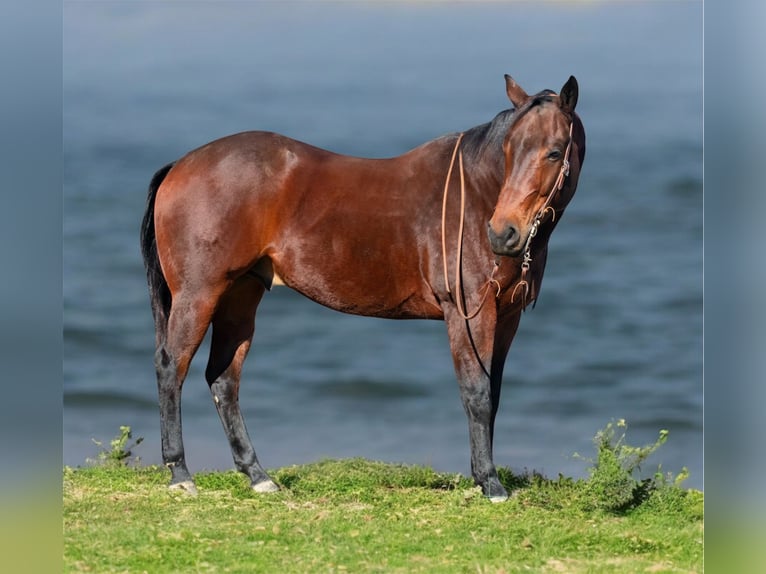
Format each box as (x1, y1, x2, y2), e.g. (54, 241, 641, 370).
(505, 225, 518, 244)
(488, 223, 520, 252)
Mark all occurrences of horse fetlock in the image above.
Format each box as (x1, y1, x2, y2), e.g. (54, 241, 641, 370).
(165, 459, 194, 485)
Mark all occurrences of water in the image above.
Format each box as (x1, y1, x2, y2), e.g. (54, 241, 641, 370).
(64, 2, 703, 488)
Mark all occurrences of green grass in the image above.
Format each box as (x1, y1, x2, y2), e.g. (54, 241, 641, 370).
(64, 456, 703, 573)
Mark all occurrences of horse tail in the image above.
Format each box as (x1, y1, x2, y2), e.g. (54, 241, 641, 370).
(140, 162, 175, 344)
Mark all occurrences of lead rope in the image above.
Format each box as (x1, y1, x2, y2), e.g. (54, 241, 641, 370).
(441, 134, 501, 320)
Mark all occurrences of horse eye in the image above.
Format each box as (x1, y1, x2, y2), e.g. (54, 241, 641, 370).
(547, 149, 562, 161)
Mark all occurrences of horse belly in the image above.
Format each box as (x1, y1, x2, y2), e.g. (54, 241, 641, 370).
(270, 248, 443, 320)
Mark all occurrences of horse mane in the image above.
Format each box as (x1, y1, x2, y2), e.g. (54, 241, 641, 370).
(460, 89, 560, 164)
(460, 109, 513, 160)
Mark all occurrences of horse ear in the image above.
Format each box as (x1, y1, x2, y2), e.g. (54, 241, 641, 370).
(559, 75, 578, 114)
(504, 74, 529, 108)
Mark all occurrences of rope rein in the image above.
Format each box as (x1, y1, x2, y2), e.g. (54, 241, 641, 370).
(440, 121, 573, 318)
(440, 133, 501, 320)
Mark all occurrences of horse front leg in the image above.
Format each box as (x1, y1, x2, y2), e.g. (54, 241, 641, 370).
(444, 303, 520, 502)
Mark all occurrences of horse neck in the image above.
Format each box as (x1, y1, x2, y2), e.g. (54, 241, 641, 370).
(461, 146, 504, 203)
(458, 113, 510, 202)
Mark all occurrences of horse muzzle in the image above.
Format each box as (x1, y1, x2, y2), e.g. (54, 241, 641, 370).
(487, 221, 523, 257)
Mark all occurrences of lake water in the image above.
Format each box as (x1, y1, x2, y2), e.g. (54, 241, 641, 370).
(64, 2, 703, 489)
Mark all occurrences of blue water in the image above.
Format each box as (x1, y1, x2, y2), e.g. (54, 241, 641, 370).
(64, 2, 703, 488)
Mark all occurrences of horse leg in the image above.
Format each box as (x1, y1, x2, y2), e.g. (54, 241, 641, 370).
(205, 277, 278, 492)
(157, 289, 222, 494)
(488, 312, 521, 452)
(444, 304, 520, 502)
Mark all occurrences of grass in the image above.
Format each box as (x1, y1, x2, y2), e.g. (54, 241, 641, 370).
(63, 424, 703, 573)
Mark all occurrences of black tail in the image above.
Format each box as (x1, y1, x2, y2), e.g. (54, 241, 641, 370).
(140, 162, 175, 344)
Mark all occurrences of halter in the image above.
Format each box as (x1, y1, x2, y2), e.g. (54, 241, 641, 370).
(440, 120, 574, 318)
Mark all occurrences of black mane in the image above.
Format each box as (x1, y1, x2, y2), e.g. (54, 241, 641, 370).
(460, 89, 559, 164)
(460, 109, 514, 161)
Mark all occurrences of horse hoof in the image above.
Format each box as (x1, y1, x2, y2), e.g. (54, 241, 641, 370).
(252, 479, 280, 493)
(169, 480, 198, 496)
(482, 476, 508, 502)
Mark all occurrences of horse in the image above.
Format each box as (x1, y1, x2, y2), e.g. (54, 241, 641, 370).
(140, 74, 585, 502)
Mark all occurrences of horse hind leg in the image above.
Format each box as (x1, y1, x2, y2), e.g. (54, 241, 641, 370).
(205, 276, 278, 493)
(158, 288, 223, 495)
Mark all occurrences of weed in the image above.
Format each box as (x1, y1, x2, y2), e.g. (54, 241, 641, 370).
(575, 419, 687, 513)
(88, 425, 144, 467)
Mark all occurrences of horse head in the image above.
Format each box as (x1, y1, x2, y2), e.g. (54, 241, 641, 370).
(487, 74, 584, 257)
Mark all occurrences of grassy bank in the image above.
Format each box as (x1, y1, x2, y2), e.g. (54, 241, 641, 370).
(64, 427, 703, 573)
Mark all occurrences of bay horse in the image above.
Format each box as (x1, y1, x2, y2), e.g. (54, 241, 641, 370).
(140, 74, 585, 502)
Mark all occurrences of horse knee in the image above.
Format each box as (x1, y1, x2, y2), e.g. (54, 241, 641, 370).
(460, 384, 492, 420)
